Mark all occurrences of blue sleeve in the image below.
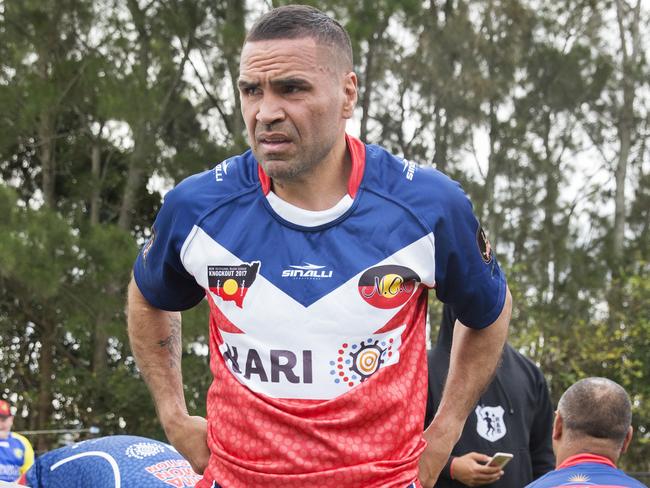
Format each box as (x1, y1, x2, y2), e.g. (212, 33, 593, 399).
(432, 175, 507, 329)
(133, 185, 205, 311)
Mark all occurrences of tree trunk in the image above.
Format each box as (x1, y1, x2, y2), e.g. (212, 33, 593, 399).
(484, 99, 499, 236)
(117, 136, 147, 231)
(118, 120, 157, 231)
(613, 103, 632, 263)
(540, 111, 558, 302)
(223, 0, 247, 149)
(93, 313, 109, 375)
(36, 319, 54, 451)
(38, 111, 56, 208)
(608, 0, 641, 326)
(611, 0, 640, 267)
(360, 18, 389, 142)
(90, 142, 102, 226)
(433, 106, 449, 173)
(359, 39, 376, 141)
(89, 140, 109, 374)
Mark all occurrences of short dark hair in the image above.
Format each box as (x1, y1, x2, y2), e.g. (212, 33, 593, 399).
(558, 377, 632, 446)
(245, 5, 353, 70)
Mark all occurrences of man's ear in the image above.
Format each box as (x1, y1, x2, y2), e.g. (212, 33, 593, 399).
(552, 411, 563, 441)
(342, 72, 358, 119)
(621, 425, 633, 454)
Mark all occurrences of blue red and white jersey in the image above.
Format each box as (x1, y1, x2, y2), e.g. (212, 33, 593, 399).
(23, 435, 202, 487)
(0, 432, 33, 483)
(133, 135, 507, 488)
(525, 454, 647, 488)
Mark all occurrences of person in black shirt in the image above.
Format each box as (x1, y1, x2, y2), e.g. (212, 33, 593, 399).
(425, 305, 554, 487)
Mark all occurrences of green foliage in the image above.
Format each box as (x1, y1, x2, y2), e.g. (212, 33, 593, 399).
(0, 0, 648, 470)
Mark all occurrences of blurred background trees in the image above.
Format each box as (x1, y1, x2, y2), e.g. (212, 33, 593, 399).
(0, 0, 648, 470)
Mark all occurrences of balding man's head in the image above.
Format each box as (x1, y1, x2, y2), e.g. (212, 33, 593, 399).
(557, 377, 632, 447)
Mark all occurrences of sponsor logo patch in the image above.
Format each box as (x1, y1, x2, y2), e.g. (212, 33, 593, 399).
(215, 159, 231, 182)
(402, 159, 417, 181)
(329, 338, 395, 388)
(282, 262, 333, 279)
(358, 265, 420, 309)
(208, 261, 260, 308)
(142, 227, 156, 262)
(221, 343, 313, 385)
(477, 226, 492, 264)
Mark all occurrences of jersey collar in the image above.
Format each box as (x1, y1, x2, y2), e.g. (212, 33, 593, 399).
(257, 133, 366, 197)
(558, 453, 617, 469)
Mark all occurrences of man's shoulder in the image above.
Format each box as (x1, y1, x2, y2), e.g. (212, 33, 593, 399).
(363, 143, 466, 214)
(525, 462, 648, 488)
(163, 150, 259, 218)
(9, 432, 32, 450)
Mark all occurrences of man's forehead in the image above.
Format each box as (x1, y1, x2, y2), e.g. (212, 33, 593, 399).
(239, 37, 336, 76)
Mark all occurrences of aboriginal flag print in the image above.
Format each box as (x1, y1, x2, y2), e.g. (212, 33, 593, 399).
(208, 261, 260, 308)
(358, 264, 420, 309)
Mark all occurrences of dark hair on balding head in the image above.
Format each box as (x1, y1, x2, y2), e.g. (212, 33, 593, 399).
(245, 4, 353, 70)
(558, 377, 632, 446)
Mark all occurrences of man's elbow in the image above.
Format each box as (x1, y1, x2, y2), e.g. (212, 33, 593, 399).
(501, 285, 512, 323)
(483, 285, 512, 340)
(127, 276, 150, 310)
(126, 277, 154, 326)
(493, 285, 512, 339)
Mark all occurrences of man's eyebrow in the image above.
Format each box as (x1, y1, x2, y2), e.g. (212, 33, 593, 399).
(237, 79, 258, 90)
(270, 77, 312, 88)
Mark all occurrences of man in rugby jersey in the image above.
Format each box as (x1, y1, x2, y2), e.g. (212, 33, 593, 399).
(0, 400, 33, 485)
(525, 377, 646, 488)
(127, 5, 512, 487)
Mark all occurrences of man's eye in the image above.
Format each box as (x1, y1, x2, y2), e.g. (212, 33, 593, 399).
(283, 85, 302, 94)
(243, 87, 261, 96)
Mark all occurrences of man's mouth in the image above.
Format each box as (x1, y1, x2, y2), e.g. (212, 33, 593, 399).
(258, 133, 293, 152)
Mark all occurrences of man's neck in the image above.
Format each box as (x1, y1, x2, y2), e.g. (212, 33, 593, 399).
(271, 135, 351, 211)
(0, 431, 10, 440)
(556, 438, 620, 467)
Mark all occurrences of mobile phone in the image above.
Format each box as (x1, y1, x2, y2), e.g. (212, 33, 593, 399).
(487, 452, 514, 468)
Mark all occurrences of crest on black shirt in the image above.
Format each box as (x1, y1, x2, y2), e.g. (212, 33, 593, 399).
(475, 405, 506, 442)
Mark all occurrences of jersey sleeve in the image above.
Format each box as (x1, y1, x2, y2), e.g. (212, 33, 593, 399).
(431, 175, 507, 329)
(13, 433, 34, 477)
(133, 186, 206, 311)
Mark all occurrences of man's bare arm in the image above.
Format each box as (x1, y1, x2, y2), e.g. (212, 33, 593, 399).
(419, 287, 512, 487)
(127, 277, 210, 473)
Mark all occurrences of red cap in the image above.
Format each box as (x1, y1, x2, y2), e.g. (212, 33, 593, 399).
(0, 400, 12, 418)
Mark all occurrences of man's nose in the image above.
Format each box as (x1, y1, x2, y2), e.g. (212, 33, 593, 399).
(256, 93, 285, 126)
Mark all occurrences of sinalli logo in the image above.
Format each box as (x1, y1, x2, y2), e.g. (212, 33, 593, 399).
(282, 263, 333, 279)
(402, 159, 417, 181)
(215, 159, 231, 182)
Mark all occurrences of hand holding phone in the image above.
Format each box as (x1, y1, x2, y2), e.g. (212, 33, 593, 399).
(487, 452, 514, 469)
